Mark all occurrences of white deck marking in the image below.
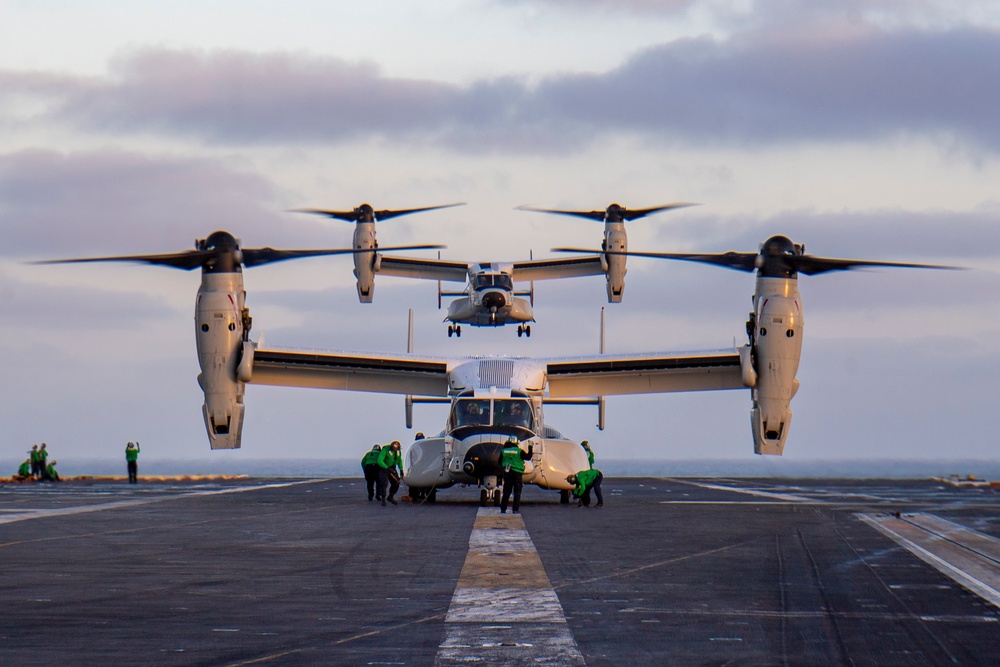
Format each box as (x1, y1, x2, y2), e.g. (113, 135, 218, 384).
(859, 512, 1000, 608)
(667, 478, 816, 503)
(435, 507, 587, 666)
(0, 480, 325, 525)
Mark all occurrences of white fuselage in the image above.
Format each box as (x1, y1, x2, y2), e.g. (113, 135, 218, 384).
(402, 358, 590, 494)
(445, 266, 534, 327)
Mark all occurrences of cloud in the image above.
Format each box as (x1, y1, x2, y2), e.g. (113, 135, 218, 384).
(0, 148, 315, 258)
(4, 25, 999, 154)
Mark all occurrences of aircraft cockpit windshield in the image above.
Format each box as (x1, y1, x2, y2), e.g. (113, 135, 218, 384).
(473, 274, 513, 292)
(450, 395, 534, 438)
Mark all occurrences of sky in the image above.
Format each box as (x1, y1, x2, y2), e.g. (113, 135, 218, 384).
(2, 1, 1000, 470)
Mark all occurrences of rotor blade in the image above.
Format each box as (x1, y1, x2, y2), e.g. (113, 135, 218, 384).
(551, 247, 759, 272)
(32, 251, 213, 271)
(554, 247, 961, 275)
(241, 244, 445, 267)
(617, 203, 699, 220)
(291, 203, 465, 222)
(517, 206, 607, 221)
(792, 256, 961, 275)
(518, 202, 697, 222)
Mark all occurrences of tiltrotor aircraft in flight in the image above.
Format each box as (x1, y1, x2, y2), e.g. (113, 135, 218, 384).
(294, 202, 694, 337)
(40, 225, 952, 503)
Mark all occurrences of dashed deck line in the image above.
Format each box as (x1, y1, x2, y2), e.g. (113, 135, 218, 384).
(435, 507, 586, 666)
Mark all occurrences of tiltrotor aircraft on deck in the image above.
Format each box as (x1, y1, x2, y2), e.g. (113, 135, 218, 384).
(295, 202, 694, 337)
(40, 225, 952, 503)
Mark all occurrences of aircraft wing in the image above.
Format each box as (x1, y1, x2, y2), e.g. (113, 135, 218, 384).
(248, 346, 453, 396)
(375, 255, 470, 282)
(545, 348, 744, 397)
(511, 255, 605, 282)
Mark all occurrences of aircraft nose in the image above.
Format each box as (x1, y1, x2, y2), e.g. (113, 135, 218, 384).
(482, 291, 506, 309)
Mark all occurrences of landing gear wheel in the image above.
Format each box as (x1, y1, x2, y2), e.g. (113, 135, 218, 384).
(493, 491, 501, 507)
(456, 325, 461, 337)
(447, 325, 454, 338)
(427, 488, 437, 503)
(517, 325, 524, 338)
(560, 490, 570, 505)
(525, 325, 531, 338)
(480, 489, 488, 507)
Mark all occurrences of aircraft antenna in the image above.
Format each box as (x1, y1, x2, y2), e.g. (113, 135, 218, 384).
(600, 306, 606, 354)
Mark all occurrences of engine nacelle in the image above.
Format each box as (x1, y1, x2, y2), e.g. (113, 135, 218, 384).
(749, 279, 803, 456)
(195, 274, 247, 449)
(353, 222, 377, 303)
(604, 222, 627, 303)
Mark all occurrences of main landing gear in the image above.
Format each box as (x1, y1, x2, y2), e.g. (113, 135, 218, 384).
(448, 324, 462, 337)
(517, 324, 531, 338)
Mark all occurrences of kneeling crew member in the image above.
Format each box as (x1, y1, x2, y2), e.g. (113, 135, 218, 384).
(499, 439, 533, 515)
(567, 468, 604, 507)
(42, 460, 60, 482)
(377, 441, 403, 506)
(15, 459, 32, 481)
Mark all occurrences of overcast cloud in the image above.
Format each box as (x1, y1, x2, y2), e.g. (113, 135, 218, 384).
(2, 25, 998, 155)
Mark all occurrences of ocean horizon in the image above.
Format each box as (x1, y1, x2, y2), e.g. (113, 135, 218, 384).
(37, 457, 1000, 481)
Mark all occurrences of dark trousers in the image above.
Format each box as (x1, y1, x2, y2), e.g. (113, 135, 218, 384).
(581, 471, 604, 506)
(31, 460, 40, 478)
(127, 460, 138, 483)
(377, 467, 400, 501)
(363, 464, 379, 500)
(500, 469, 523, 512)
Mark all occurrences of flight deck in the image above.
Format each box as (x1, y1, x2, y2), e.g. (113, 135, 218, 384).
(1, 477, 998, 666)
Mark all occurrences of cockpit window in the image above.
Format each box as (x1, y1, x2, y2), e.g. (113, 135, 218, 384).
(473, 274, 513, 291)
(493, 399, 532, 429)
(450, 397, 534, 431)
(454, 399, 491, 427)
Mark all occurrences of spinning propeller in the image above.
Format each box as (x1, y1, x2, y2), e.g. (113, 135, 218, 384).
(517, 202, 697, 222)
(554, 234, 958, 278)
(293, 202, 465, 223)
(35, 230, 443, 273)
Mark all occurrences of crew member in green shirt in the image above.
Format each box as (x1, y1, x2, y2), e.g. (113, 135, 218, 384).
(499, 439, 534, 515)
(377, 441, 403, 506)
(581, 440, 595, 468)
(126, 441, 141, 484)
(361, 444, 382, 501)
(42, 460, 60, 482)
(15, 459, 32, 481)
(29, 444, 41, 478)
(567, 468, 604, 507)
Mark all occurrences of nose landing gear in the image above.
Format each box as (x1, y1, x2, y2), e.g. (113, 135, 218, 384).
(480, 487, 501, 507)
(447, 324, 462, 337)
(517, 324, 531, 338)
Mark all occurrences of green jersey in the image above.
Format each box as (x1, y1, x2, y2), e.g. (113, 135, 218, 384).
(572, 468, 602, 497)
(18, 461, 31, 476)
(501, 444, 531, 474)
(126, 445, 140, 462)
(377, 446, 402, 471)
(361, 450, 381, 466)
